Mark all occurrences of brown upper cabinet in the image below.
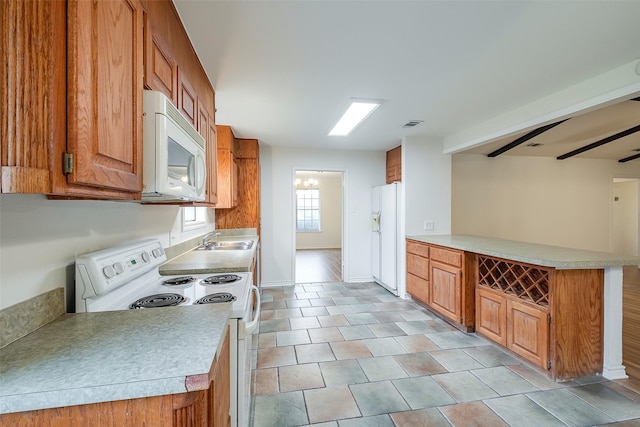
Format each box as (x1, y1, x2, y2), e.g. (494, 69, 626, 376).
(386, 145, 401, 183)
(2, 0, 216, 202)
(144, 16, 177, 104)
(216, 126, 239, 209)
(62, 0, 145, 198)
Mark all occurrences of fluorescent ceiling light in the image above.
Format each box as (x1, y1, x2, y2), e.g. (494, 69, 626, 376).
(329, 99, 382, 136)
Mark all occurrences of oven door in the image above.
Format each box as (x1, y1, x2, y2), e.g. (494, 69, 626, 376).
(237, 285, 260, 427)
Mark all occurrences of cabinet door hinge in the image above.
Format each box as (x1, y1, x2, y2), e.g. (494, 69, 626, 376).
(459, 270, 463, 278)
(547, 360, 552, 370)
(63, 152, 74, 175)
(547, 313, 552, 324)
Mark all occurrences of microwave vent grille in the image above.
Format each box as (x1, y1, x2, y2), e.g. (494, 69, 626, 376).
(164, 98, 206, 150)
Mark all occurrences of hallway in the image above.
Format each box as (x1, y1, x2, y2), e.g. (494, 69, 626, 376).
(254, 282, 640, 427)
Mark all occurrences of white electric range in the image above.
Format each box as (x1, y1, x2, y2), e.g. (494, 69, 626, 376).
(75, 239, 260, 427)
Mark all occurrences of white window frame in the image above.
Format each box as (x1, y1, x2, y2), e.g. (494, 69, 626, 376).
(296, 187, 321, 232)
(182, 206, 207, 231)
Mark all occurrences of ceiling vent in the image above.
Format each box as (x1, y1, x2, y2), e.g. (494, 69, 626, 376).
(402, 120, 424, 128)
(633, 147, 640, 152)
(526, 143, 544, 147)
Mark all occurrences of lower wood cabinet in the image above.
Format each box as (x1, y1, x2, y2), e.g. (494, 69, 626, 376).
(430, 260, 461, 324)
(477, 286, 548, 369)
(476, 255, 603, 380)
(405, 240, 474, 332)
(0, 330, 231, 427)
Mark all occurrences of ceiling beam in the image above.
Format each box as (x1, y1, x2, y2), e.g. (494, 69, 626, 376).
(487, 119, 569, 158)
(631, 96, 640, 101)
(557, 124, 640, 160)
(619, 153, 640, 163)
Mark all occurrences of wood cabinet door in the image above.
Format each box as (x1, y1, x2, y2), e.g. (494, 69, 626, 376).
(476, 288, 507, 346)
(507, 299, 548, 369)
(210, 330, 231, 427)
(67, 0, 143, 193)
(207, 119, 218, 205)
(196, 103, 218, 206)
(177, 69, 197, 128)
(430, 261, 461, 323)
(144, 17, 177, 103)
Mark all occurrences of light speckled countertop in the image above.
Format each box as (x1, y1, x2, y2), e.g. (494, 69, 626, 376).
(160, 235, 259, 275)
(406, 234, 640, 269)
(0, 304, 231, 414)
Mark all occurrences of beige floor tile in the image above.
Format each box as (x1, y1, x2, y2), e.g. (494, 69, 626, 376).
(295, 342, 336, 364)
(257, 346, 297, 369)
(330, 341, 372, 360)
(304, 386, 361, 423)
(390, 408, 451, 426)
(309, 327, 345, 343)
(258, 332, 276, 349)
(278, 363, 325, 392)
(318, 314, 350, 327)
(439, 401, 509, 426)
(290, 316, 321, 330)
(255, 368, 279, 395)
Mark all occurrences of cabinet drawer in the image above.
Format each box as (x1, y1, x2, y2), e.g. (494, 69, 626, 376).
(407, 273, 428, 305)
(430, 246, 462, 267)
(407, 253, 429, 280)
(407, 240, 429, 258)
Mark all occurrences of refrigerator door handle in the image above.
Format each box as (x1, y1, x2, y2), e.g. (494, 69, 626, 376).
(372, 211, 381, 232)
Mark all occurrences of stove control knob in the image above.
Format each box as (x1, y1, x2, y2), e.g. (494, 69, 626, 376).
(103, 265, 116, 278)
(141, 252, 150, 263)
(113, 262, 124, 274)
(152, 248, 163, 258)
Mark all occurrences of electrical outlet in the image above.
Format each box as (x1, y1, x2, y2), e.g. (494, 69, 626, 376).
(424, 220, 434, 231)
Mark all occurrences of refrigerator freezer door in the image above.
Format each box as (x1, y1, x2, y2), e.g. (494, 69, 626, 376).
(379, 184, 398, 290)
(371, 187, 381, 282)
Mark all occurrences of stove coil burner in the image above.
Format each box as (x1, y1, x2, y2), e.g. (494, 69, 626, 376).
(201, 274, 242, 285)
(194, 293, 237, 305)
(162, 276, 197, 287)
(130, 293, 186, 309)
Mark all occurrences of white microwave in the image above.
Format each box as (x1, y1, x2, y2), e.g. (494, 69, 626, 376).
(142, 90, 206, 202)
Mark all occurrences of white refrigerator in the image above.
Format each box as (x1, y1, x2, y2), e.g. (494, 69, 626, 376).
(371, 182, 401, 295)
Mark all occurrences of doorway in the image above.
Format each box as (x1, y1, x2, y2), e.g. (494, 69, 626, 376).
(294, 170, 344, 284)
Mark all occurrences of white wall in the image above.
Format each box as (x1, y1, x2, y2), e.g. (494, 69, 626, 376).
(402, 136, 452, 236)
(260, 146, 385, 286)
(451, 154, 640, 252)
(613, 180, 639, 256)
(296, 174, 342, 250)
(0, 195, 214, 310)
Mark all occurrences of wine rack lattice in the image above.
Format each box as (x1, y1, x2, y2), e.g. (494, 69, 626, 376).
(478, 256, 550, 307)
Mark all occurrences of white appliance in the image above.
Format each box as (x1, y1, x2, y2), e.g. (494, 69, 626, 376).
(142, 90, 207, 202)
(75, 240, 260, 427)
(371, 183, 401, 295)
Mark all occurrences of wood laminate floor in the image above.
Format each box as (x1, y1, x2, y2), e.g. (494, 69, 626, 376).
(624, 265, 640, 380)
(295, 249, 342, 284)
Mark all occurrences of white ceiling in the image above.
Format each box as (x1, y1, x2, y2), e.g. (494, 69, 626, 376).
(174, 1, 640, 158)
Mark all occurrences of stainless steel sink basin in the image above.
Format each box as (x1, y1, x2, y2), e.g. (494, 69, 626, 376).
(196, 240, 254, 251)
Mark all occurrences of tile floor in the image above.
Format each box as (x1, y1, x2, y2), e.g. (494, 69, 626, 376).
(252, 282, 640, 427)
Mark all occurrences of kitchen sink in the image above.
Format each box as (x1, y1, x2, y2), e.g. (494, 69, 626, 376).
(196, 240, 254, 251)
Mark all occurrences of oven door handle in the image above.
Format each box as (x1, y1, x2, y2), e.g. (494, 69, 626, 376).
(244, 285, 261, 335)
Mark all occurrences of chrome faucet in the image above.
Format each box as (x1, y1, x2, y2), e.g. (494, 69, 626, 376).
(203, 231, 221, 246)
